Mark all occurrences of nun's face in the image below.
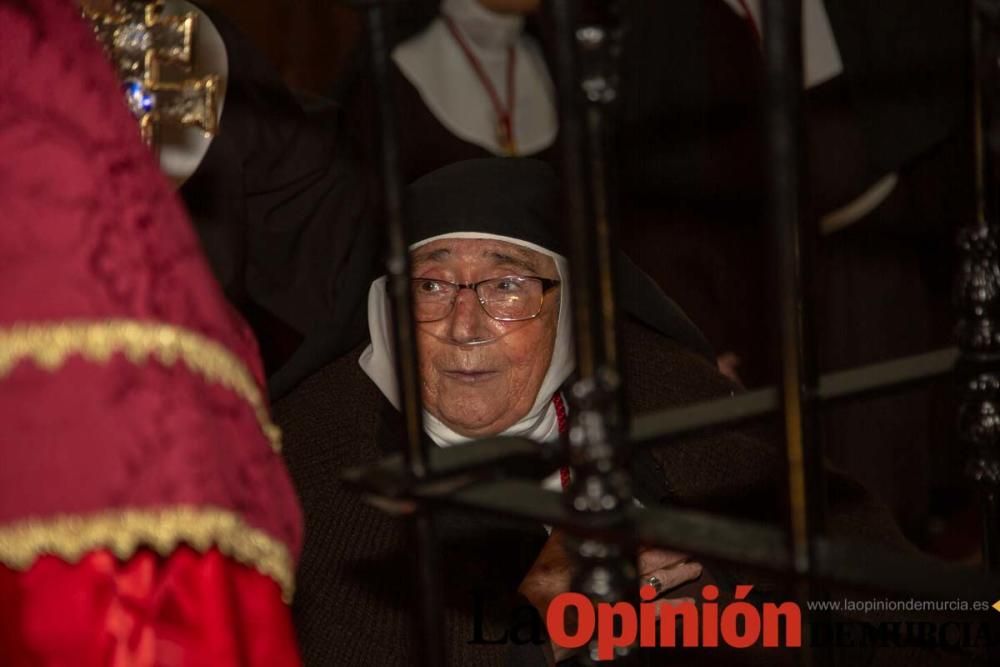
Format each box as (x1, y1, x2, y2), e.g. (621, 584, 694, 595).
(412, 238, 559, 437)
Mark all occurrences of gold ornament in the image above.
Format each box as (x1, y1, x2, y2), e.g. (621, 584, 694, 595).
(0, 506, 295, 602)
(0, 319, 282, 454)
(81, 0, 220, 150)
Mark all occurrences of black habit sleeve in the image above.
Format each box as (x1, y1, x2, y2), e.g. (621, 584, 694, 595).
(179, 7, 381, 399)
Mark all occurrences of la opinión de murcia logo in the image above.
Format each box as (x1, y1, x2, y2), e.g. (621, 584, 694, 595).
(546, 584, 802, 660)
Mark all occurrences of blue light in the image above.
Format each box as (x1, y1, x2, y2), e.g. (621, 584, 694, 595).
(122, 79, 155, 117)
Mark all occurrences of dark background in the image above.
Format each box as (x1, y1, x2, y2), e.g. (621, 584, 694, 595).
(202, 0, 362, 93)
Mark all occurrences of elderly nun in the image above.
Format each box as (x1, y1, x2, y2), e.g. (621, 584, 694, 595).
(274, 159, 924, 666)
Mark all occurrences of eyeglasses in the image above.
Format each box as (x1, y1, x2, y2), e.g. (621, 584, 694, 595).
(410, 275, 561, 323)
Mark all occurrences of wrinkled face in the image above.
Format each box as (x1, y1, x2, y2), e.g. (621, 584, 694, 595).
(413, 238, 559, 437)
(477, 0, 541, 15)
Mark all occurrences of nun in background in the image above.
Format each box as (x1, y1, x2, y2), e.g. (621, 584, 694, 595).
(336, 0, 559, 185)
(274, 158, 952, 667)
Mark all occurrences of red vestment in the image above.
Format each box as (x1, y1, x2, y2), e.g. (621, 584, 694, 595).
(0, 2, 303, 664)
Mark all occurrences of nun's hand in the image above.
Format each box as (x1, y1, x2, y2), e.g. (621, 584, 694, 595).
(637, 543, 702, 611)
(517, 530, 702, 662)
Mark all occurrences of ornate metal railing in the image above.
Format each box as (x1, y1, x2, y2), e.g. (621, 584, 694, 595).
(347, 1, 1000, 665)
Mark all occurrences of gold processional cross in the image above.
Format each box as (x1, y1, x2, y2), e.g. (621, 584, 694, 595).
(81, 0, 220, 150)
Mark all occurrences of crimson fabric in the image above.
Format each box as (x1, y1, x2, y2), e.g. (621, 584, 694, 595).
(1, 1, 303, 664)
(0, 1, 300, 553)
(1, 1, 261, 368)
(0, 547, 299, 667)
(0, 358, 299, 545)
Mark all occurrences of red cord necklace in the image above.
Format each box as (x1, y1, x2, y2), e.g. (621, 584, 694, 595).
(442, 14, 518, 156)
(552, 392, 571, 490)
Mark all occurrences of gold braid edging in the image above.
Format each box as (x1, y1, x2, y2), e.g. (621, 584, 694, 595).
(0, 320, 282, 454)
(0, 506, 295, 602)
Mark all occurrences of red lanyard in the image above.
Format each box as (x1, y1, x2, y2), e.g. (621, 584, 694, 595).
(442, 14, 518, 155)
(552, 392, 571, 491)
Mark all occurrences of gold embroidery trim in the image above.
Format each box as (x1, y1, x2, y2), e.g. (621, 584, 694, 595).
(0, 506, 295, 602)
(0, 320, 282, 454)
